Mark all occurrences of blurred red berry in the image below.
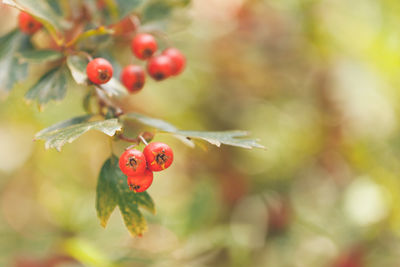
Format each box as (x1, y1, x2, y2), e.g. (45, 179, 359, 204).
(131, 33, 158, 60)
(18, 12, 42, 35)
(162, 48, 186, 76)
(121, 65, 146, 93)
(147, 55, 173, 81)
(86, 58, 113, 84)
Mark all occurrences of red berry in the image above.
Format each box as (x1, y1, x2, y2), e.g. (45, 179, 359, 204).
(131, 33, 158, 60)
(86, 58, 113, 84)
(143, 142, 173, 172)
(119, 149, 147, 176)
(121, 65, 146, 93)
(162, 48, 186, 76)
(127, 169, 154, 193)
(147, 55, 173, 81)
(18, 12, 42, 35)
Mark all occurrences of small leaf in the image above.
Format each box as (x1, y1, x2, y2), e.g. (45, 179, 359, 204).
(96, 156, 155, 236)
(35, 119, 122, 151)
(66, 54, 127, 97)
(66, 54, 88, 85)
(25, 66, 68, 107)
(18, 49, 63, 63)
(0, 30, 29, 93)
(123, 112, 265, 149)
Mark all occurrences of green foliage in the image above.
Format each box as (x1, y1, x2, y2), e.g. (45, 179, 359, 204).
(25, 66, 69, 107)
(0, 30, 28, 93)
(96, 156, 155, 236)
(18, 49, 64, 63)
(35, 117, 122, 151)
(123, 112, 265, 149)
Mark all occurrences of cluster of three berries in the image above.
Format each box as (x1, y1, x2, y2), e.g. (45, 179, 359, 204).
(118, 142, 173, 193)
(86, 33, 185, 93)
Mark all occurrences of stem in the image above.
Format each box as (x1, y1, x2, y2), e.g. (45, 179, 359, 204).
(138, 135, 148, 146)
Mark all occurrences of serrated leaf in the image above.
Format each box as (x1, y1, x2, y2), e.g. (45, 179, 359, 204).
(35, 115, 93, 136)
(123, 112, 265, 149)
(66, 54, 127, 97)
(96, 156, 155, 236)
(0, 30, 29, 93)
(35, 119, 122, 151)
(25, 66, 68, 107)
(18, 49, 63, 63)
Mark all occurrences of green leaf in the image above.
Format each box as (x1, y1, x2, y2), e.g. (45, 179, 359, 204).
(25, 66, 68, 107)
(123, 112, 265, 149)
(66, 54, 128, 97)
(35, 115, 93, 137)
(66, 54, 88, 85)
(0, 30, 29, 93)
(141, 0, 172, 23)
(115, 0, 144, 19)
(35, 118, 122, 151)
(18, 49, 63, 63)
(96, 156, 155, 236)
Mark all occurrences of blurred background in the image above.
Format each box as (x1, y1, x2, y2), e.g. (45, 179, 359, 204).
(1, 0, 400, 266)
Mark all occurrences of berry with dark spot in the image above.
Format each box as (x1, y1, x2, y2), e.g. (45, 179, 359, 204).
(86, 58, 113, 84)
(131, 33, 158, 60)
(121, 65, 146, 93)
(127, 169, 154, 193)
(147, 55, 173, 81)
(162, 48, 186, 76)
(119, 149, 147, 176)
(18, 12, 42, 35)
(143, 142, 173, 172)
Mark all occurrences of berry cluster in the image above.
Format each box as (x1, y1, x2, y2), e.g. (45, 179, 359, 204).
(119, 142, 173, 193)
(86, 33, 186, 93)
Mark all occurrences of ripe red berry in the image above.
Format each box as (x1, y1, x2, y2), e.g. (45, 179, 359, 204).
(162, 48, 186, 76)
(18, 12, 42, 35)
(147, 55, 173, 81)
(143, 142, 173, 172)
(131, 33, 158, 60)
(86, 58, 113, 84)
(121, 65, 146, 93)
(119, 149, 147, 176)
(127, 169, 154, 193)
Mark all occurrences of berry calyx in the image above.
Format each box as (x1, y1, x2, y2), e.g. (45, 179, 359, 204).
(143, 142, 174, 172)
(131, 33, 158, 60)
(121, 65, 146, 93)
(18, 12, 42, 35)
(147, 55, 173, 81)
(127, 169, 154, 193)
(119, 149, 147, 176)
(86, 58, 113, 84)
(162, 48, 186, 76)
